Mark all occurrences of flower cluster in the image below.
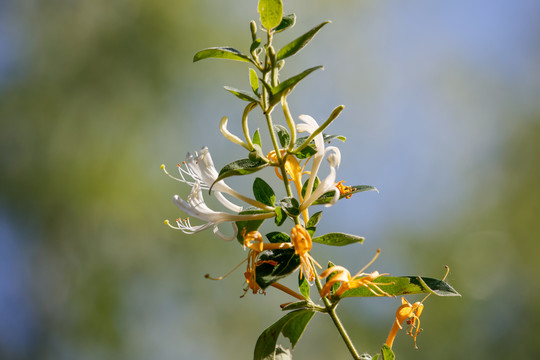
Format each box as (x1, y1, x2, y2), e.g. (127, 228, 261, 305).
(162, 2, 459, 359)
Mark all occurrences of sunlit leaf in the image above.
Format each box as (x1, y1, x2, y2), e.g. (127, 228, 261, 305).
(250, 68, 260, 94)
(253, 129, 262, 147)
(253, 177, 276, 206)
(312, 185, 378, 205)
(274, 206, 286, 226)
(274, 124, 290, 147)
(298, 272, 310, 298)
(339, 276, 461, 298)
(193, 47, 251, 63)
(258, 0, 283, 30)
(381, 345, 395, 360)
(275, 13, 296, 33)
(224, 86, 260, 103)
(312, 232, 364, 246)
(268, 66, 323, 108)
(215, 158, 268, 184)
(277, 21, 331, 60)
(279, 197, 300, 216)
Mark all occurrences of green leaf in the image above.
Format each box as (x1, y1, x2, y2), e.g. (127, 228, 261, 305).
(279, 197, 300, 216)
(306, 211, 323, 229)
(193, 47, 251, 63)
(235, 209, 272, 244)
(312, 232, 364, 246)
(301, 176, 319, 198)
(265, 231, 290, 243)
(250, 68, 260, 94)
(256, 248, 300, 289)
(295, 145, 317, 159)
(298, 272, 310, 298)
(339, 276, 461, 298)
(275, 14, 296, 33)
(381, 345, 395, 360)
(305, 210, 322, 237)
(324, 261, 341, 296)
(274, 207, 287, 226)
(224, 86, 260, 103)
(277, 21, 331, 60)
(280, 300, 310, 311)
(253, 129, 262, 147)
(254, 309, 315, 360)
(372, 355, 380, 360)
(253, 177, 276, 207)
(312, 185, 378, 205)
(258, 0, 283, 30)
(268, 66, 323, 108)
(250, 38, 262, 53)
(274, 124, 290, 147)
(215, 158, 268, 184)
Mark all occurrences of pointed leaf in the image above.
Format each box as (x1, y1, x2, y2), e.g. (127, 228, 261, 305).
(253, 177, 276, 207)
(258, 0, 283, 30)
(279, 197, 300, 216)
(250, 68, 260, 94)
(305, 210, 322, 237)
(193, 47, 251, 63)
(312, 232, 364, 246)
(254, 309, 315, 360)
(269, 66, 323, 108)
(274, 207, 287, 226)
(313, 185, 378, 205)
(253, 129, 262, 147)
(339, 276, 461, 298)
(301, 176, 319, 198)
(277, 21, 331, 60)
(274, 124, 290, 147)
(224, 86, 260, 103)
(217, 158, 268, 179)
(281, 310, 315, 349)
(265, 231, 290, 243)
(298, 272, 310, 298)
(256, 248, 300, 289)
(250, 38, 262, 53)
(306, 211, 323, 229)
(275, 14, 296, 33)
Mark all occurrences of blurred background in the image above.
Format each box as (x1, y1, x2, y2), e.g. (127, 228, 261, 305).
(1, 0, 539, 359)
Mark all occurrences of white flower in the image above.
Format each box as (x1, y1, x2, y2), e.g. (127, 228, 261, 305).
(299, 151, 341, 211)
(163, 147, 273, 212)
(296, 115, 341, 210)
(167, 182, 275, 241)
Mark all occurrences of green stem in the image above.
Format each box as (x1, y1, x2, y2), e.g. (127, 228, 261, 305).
(313, 263, 362, 360)
(260, 29, 300, 226)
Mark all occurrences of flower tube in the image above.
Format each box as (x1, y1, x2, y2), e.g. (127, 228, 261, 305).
(167, 182, 275, 241)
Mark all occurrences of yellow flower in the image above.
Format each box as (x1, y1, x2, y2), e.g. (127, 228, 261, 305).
(385, 266, 450, 349)
(318, 249, 391, 298)
(290, 225, 321, 281)
(385, 297, 424, 349)
(336, 180, 353, 199)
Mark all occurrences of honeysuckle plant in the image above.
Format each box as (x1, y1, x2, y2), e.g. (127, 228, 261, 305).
(162, 1, 460, 359)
